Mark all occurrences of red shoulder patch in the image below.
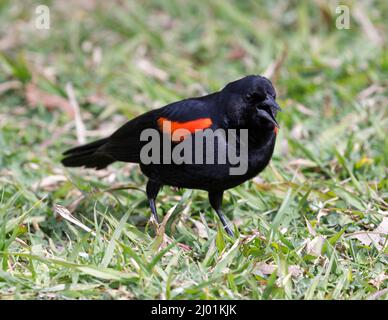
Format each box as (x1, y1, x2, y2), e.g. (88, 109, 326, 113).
(158, 117, 213, 142)
(274, 127, 278, 135)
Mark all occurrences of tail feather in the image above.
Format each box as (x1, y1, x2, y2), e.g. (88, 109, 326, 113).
(61, 138, 115, 170)
(63, 138, 109, 155)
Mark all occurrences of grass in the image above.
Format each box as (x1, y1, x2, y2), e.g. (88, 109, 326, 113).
(0, 0, 387, 300)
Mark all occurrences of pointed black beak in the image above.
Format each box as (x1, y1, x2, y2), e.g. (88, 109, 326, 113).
(257, 96, 281, 128)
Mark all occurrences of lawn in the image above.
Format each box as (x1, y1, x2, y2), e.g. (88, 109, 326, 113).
(0, 0, 387, 300)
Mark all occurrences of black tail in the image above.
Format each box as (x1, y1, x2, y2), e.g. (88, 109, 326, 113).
(61, 138, 115, 170)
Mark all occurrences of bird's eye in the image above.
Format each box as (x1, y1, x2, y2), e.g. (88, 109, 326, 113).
(245, 91, 265, 102)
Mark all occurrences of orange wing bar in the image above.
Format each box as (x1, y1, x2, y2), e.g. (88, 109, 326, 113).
(158, 117, 213, 141)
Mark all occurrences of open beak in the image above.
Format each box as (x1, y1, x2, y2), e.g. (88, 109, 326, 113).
(257, 96, 281, 128)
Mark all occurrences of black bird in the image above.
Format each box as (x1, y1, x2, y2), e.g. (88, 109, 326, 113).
(61, 75, 281, 236)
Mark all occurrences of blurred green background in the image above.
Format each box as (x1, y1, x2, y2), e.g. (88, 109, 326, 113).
(0, 0, 387, 299)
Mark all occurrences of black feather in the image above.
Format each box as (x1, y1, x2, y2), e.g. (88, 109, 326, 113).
(61, 138, 114, 170)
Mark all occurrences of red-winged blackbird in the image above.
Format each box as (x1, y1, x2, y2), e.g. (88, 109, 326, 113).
(62, 75, 281, 236)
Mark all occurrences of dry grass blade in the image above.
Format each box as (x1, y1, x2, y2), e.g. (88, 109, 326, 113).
(25, 83, 74, 116)
(253, 262, 303, 278)
(32, 175, 67, 191)
(348, 217, 388, 251)
(353, 5, 383, 47)
(366, 288, 388, 300)
(262, 45, 288, 83)
(65, 82, 86, 144)
(54, 204, 96, 237)
(0, 80, 22, 95)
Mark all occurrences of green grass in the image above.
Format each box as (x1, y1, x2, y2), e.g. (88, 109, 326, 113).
(0, 0, 387, 299)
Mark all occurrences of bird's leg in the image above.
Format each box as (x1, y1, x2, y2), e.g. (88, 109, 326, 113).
(146, 180, 162, 224)
(208, 190, 234, 236)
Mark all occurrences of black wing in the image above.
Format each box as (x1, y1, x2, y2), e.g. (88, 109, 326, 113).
(105, 98, 213, 163)
(62, 95, 216, 168)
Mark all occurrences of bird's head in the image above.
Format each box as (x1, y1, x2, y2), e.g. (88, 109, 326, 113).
(220, 75, 281, 130)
